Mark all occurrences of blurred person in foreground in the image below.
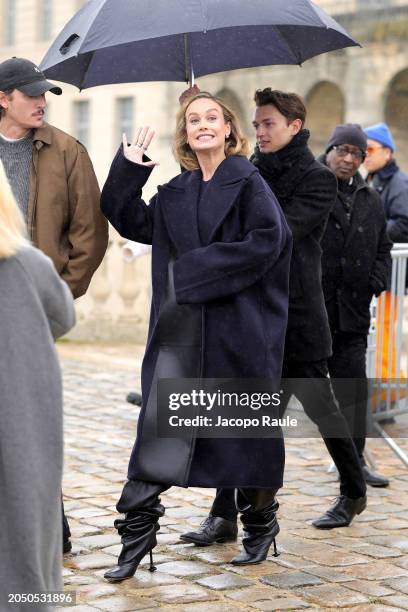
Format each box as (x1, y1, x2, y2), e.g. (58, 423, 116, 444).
(0, 161, 75, 611)
(182, 89, 367, 545)
(0, 57, 109, 553)
(100, 92, 292, 580)
(364, 123, 408, 412)
(321, 123, 392, 487)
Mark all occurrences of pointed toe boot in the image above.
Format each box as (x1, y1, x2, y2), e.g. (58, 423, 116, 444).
(231, 489, 280, 566)
(104, 481, 165, 583)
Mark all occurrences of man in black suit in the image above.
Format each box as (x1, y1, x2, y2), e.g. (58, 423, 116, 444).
(181, 90, 367, 547)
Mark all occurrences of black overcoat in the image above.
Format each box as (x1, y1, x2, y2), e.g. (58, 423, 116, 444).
(251, 131, 337, 362)
(101, 152, 292, 488)
(320, 170, 392, 335)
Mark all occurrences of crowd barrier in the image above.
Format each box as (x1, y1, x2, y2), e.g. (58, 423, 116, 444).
(367, 243, 408, 466)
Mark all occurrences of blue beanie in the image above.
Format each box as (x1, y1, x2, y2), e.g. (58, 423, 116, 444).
(364, 122, 396, 152)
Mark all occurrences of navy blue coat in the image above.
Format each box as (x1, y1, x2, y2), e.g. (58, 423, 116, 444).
(370, 161, 408, 243)
(101, 152, 292, 488)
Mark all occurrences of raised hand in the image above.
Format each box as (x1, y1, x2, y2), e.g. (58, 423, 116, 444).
(122, 127, 159, 167)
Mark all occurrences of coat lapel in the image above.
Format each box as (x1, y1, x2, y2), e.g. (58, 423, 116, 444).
(159, 171, 202, 254)
(202, 156, 257, 244)
(204, 176, 249, 245)
(160, 156, 256, 252)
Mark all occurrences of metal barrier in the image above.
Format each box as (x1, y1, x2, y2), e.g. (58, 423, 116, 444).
(367, 243, 408, 466)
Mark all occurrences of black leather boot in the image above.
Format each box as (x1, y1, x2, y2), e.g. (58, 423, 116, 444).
(104, 481, 166, 582)
(231, 489, 280, 565)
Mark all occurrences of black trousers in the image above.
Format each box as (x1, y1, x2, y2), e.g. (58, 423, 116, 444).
(328, 330, 368, 458)
(62, 498, 71, 543)
(211, 358, 366, 522)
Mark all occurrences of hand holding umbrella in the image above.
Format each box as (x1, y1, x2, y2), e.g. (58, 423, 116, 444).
(179, 84, 201, 105)
(122, 127, 159, 167)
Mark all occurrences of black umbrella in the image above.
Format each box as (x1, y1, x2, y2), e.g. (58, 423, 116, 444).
(40, 0, 359, 89)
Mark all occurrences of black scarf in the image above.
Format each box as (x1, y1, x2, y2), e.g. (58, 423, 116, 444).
(250, 129, 312, 197)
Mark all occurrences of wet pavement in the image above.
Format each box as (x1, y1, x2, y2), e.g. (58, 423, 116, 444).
(57, 342, 408, 612)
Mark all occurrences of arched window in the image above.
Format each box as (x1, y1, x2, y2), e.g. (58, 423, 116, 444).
(305, 81, 345, 156)
(385, 69, 408, 170)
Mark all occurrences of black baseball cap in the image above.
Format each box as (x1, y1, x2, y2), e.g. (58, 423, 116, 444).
(0, 57, 62, 96)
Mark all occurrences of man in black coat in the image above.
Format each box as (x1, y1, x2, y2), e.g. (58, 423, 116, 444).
(182, 90, 367, 542)
(321, 123, 392, 486)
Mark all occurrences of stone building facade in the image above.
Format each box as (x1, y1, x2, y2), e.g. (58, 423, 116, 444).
(1, 0, 407, 341)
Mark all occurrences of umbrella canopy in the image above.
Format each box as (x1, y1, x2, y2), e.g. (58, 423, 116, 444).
(40, 0, 359, 90)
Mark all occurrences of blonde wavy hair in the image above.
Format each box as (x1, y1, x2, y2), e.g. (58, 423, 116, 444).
(0, 160, 28, 258)
(174, 92, 249, 171)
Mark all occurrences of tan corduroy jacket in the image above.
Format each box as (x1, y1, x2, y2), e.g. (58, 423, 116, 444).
(28, 123, 108, 299)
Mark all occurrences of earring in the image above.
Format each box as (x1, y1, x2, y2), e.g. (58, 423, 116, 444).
(225, 133, 230, 140)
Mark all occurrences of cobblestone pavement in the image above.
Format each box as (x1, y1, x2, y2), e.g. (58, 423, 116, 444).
(57, 343, 408, 612)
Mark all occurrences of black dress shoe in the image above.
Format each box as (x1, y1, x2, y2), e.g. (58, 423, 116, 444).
(180, 515, 238, 546)
(362, 465, 389, 488)
(312, 495, 367, 529)
(126, 391, 143, 406)
(63, 539, 72, 554)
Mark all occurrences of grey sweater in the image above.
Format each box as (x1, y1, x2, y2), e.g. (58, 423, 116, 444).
(0, 131, 33, 222)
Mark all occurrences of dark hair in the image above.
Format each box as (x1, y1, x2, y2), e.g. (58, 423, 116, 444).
(254, 88, 306, 126)
(0, 89, 14, 119)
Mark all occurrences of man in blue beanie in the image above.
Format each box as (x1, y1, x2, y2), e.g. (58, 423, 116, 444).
(364, 122, 408, 243)
(363, 123, 408, 418)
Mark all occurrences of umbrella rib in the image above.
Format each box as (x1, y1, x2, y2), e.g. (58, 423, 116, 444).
(274, 26, 305, 65)
(78, 53, 94, 91)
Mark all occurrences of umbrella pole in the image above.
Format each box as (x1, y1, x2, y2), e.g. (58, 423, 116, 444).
(184, 33, 195, 87)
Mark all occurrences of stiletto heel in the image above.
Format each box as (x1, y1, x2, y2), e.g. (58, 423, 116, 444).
(149, 550, 157, 572)
(104, 483, 165, 583)
(231, 491, 280, 566)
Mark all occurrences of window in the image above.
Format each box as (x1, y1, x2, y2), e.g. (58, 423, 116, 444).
(39, 0, 53, 41)
(73, 100, 90, 149)
(4, 0, 16, 46)
(116, 97, 134, 145)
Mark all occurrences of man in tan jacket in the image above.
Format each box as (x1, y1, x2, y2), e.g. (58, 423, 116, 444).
(0, 57, 108, 552)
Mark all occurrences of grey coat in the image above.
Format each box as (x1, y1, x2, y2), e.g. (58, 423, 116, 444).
(0, 245, 75, 612)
